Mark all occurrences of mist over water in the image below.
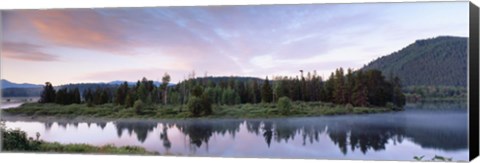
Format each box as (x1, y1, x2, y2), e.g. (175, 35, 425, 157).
(2, 102, 468, 161)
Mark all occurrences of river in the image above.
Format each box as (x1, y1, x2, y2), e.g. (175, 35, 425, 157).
(1, 102, 468, 161)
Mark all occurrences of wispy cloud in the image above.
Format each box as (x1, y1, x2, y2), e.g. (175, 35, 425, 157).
(1, 2, 469, 84)
(3, 10, 139, 55)
(2, 42, 59, 61)
(78, 68, 187, 83)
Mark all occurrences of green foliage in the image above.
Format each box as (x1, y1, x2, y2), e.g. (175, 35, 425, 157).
(413, 155, 425, 161)
(363, 36, 467, 87)
(385, 102, 395, 109)
(191, 85, 203, 97)
(221, 88, 240, 105)
(6, 101, 394, 119)
(413, 155, 453, 162)
(404, 85, 466, 102)
(187, 96, 203, 117)
(201, 92, 213, 116)
(346, 103, 354, 112)
(2, 128, 33, 151)
(125, 93, 134, 108)
(137, 83, 148, 103)
(38, 143, 154, 154)
(134, 100, 144, 114)
(186, 85, 213, 117)
(277, 97, 292, 115)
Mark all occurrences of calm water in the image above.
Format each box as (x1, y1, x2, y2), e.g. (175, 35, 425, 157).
(1, 102, 468, 161)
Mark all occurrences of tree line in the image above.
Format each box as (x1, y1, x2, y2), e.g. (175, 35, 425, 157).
(39, 68, 406, 116)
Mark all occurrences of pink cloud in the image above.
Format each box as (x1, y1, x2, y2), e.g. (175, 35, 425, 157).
(2, 42, 59, 61)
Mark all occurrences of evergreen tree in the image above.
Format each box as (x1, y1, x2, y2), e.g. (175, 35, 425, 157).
(249, 80, 260, 104)
(365, 70, 389, 106)
(114, 82, 129, 105)
(345, 69, 355, 104)
(273, 78, 285, 103)
(39, 82, 56, 103)
(323, 73, 335, 102)
(333, 68, 346, 104)
(391, 77, 406, 107)
(73, 88, 81, 104)
(261, 77, 273, 103)
(137, 83, 148, 103)
(352, 70, 369, 106)
(83, 88, 94, 106)
(55, 88, 66, 104)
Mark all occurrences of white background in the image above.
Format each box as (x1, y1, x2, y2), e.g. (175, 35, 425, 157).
(0, 0, 479, 163)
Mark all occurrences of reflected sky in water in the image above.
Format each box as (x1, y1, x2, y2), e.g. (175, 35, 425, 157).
(3, 102, 468, 161)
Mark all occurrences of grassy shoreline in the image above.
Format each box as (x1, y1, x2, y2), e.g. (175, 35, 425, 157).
(1, 124, 156, 155)
(2, 101, 398, 120)
(11, 142, 158, 155)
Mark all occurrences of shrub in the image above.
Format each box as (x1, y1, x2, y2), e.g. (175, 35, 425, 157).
(386, 102, 395, 109)
(134, 100, 144, 114)
(277, 97, 293, 115)
(201, 93, 213, 116)
(346, 103, 354, 112)
(187, 97, 203, 117)
(2, 128, 31, 151)
(1, 123, 41, 151)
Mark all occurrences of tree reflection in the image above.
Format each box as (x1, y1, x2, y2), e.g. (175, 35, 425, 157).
(44, 122, 53, 131)
(105, 115, 464, 154)
(57, 122, 68, 129)
(114, 121, 157, 143)
(73, 122, 79, 128)
(166, 120, 244, 153)
(327, 126, 349, 155)
(262, 121, 273, 148)
(96, 122, 107, 130)
(301, 124, 324, 146)
(32, 106, 462, 156)
(246, 120, 262, 135)
(273, 122, 298, 143)
(325, 116, 408, 154)
(160, 126, 171, 151)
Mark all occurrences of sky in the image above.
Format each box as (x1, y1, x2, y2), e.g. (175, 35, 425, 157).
(1, 2, 469, 85)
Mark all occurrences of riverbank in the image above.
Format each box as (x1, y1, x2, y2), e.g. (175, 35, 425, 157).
(1, 125, 157, 155)
(2, 102, 397, 120)
(23, 142, 157, 155)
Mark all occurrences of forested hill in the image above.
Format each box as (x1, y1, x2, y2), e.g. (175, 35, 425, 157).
(362, 36, 467, 87)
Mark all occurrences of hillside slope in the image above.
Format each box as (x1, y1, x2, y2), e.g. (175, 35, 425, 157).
(362, 36, 467, 87)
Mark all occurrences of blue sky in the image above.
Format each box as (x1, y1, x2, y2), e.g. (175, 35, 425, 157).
(1, 2, 469, 85)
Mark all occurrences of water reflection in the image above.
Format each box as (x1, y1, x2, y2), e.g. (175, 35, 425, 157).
(2, 102, 468, 160)
(7, 116, 466, 153)
(115, 121, 157, 143)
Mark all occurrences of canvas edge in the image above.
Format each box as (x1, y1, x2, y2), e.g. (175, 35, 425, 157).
(469, 1, 480, 161)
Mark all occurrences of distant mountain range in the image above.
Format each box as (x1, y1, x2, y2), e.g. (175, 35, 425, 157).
(1, 79, 43, 89)
(362, 36, 467, 87)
